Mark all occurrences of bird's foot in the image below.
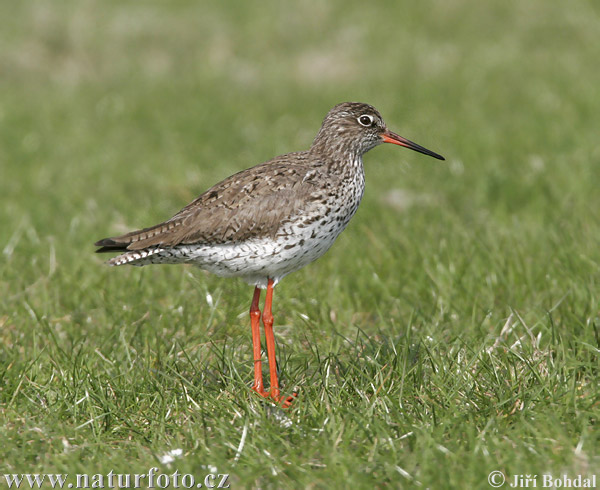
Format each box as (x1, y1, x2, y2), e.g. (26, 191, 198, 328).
(275, 391, 297, 409)
(269, 387, 298, 409)
(251, 385, 269, 398)
(252, 386, 297, 409)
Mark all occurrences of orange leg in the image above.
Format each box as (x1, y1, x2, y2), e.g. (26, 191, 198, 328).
(262, 279, 296, 408)
(262, 279, 280, 400)
(250, 286, 268, 397)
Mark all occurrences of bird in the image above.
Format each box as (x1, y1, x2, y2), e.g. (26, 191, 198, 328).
(95, 102, 444, 407)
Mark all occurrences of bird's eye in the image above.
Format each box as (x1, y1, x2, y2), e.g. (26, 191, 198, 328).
(358, 115, 374, 127)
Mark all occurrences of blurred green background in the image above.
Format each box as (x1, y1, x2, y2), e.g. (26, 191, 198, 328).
(1, 1, 598, 487)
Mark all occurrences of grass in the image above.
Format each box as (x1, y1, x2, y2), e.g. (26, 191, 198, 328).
(1, 0, 599, 488)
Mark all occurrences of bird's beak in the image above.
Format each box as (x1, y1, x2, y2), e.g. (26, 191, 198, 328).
(382, 130, 445, 161)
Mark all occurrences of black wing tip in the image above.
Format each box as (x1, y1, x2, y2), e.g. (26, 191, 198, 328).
(94, 237, 128, 253)
(94, 237, 115, 247)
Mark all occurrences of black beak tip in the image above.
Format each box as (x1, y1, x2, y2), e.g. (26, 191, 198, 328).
(420, 148, 445, 161)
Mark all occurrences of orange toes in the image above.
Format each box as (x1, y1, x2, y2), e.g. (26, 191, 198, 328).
(277, 391, 298, 409)
(251, 386, 270, 398)
(252, 387, 297, 408)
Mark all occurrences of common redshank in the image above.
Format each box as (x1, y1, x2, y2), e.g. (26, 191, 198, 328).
(95, 102, 444, 407)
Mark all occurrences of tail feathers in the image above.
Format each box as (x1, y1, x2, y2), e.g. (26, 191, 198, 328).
(94, 220, 182, 254)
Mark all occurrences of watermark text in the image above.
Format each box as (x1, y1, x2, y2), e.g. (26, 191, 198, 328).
(2, 468, 230, 489)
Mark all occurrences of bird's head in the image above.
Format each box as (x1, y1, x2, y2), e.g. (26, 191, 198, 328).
(311, 102, 444, 161)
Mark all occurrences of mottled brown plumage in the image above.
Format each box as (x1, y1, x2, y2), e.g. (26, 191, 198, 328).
(96, 156, 328, 250)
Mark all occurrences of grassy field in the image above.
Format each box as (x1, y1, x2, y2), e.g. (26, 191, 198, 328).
(1, 1, 599, 488)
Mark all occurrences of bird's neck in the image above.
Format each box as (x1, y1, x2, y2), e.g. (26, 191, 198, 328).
(309, 137, 365, 174)
(307, 147, 364, 182)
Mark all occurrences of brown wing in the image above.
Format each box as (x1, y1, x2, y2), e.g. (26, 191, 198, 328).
(95, 152, 328, 252)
